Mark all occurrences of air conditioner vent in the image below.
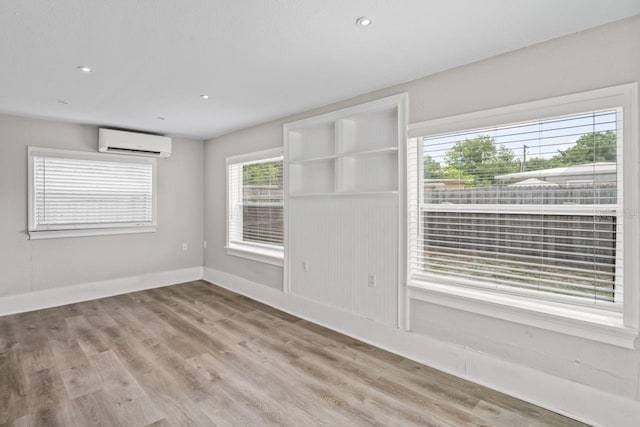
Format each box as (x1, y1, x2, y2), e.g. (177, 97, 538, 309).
(104, 147, 162, 155)
(98, 128, 171, 158)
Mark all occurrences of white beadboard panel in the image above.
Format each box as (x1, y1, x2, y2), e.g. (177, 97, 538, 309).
(289, 196, 399, 326)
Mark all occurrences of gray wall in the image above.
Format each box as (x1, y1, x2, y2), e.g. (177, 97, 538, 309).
(204, 15, 640, 401)
(204, 124, 284, 289)
(0, 114, 204, 297)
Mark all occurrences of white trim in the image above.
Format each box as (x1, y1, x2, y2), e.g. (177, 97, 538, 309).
(3, 262, 637, 426)
(622, 83, 640, 330)
(408, 83, 640, 343)
(0, 266, 203, 316)
(408, 281, 635, 349)
(283, 129, 291, 294)
(409, 83, 636, 138)
(202, 266, 640, 427)
(28, 146, 158, 164)
(225, 147, 283, 166)
(27, 146, 158, 235)
(413, 271, 623, 312)
(397, 93, 409, 330)
(225, 147, 284, 265)
(284, 93, 408, 131)
(28, 226, 157, 240)
(225, 242, 284, 267)
(421, 203, 619, 215)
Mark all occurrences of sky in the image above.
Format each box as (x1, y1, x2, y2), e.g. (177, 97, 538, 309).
(422, 109, 618, 164)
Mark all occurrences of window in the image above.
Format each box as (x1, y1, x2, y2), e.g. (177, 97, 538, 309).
(28, 147, 157, 239)
(408, 84, 638, 347)
(226, 148, 284, 266)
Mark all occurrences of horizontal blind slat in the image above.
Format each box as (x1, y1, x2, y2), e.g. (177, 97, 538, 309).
(229, 157, 284, 247)
(411, 108, 623, 307)
(33, 154, 154, 227)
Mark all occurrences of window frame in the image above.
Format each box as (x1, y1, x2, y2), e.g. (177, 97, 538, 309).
(27, 147, 157, 240)
(407, 83, 639, 348)
(225, 147, 284, 267)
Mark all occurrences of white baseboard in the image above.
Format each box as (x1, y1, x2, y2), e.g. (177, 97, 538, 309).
(203, 266, 640, 427)
(3, 263, 638, 426)
(0, 266, 203, 316)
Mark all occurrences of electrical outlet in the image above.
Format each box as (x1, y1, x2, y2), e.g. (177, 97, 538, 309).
(203, 240, 207, 249)
(367, 273, 376, 288)
(182, 242, 189, 251)
(303, 261, 309, 272)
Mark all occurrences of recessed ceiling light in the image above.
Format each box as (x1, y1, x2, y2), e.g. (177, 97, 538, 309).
(356, 17, 373, 27)
(77, 65, 93, 73)
(57, 100, 69, 105)
(200, 94, 209, 99)
(157, 116, 166, 121)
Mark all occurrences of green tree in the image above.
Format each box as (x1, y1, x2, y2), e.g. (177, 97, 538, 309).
(440, 167, 474, 180)
(243, 161, 282, 186)
(523, 131, 617, 171)
(424, 155, 474, 181)
(423, 155, 443, 179)
(444, 135, 518, 185)
(556, 131, 616, 165)
(523, 156, 562, 172)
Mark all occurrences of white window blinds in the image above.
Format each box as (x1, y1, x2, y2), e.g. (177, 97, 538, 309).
(228, 156, 284, 248)
(409, 108, 623, 308)
(29, 149, 155, 232)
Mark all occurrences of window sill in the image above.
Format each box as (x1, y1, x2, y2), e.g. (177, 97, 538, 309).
(28, 226, 157, 240)
(408, 280, 638, 349)
(225, 244, 284, 267)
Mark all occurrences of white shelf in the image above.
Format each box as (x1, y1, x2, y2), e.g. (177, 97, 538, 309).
(342, 146, 398, 157)
(288, 153, 339, 165)
(285, 94, 403, 197)
(288, 146, 398, 165)
(290, 191, 399, 199)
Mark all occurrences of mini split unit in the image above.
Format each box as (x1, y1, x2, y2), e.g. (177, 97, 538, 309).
(98, 128, 172, 158)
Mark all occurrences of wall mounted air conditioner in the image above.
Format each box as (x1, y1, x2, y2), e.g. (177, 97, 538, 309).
(98, 128, 172, 158)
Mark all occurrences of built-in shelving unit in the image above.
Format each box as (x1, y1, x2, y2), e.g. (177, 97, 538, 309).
(283, 93, 408, 329)
(286, 105, 401, 197)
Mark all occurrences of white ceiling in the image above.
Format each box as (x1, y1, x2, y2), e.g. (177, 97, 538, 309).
(1, 1, 639, 140)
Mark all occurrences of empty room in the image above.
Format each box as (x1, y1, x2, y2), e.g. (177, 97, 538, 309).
(2, 1, 640, 426)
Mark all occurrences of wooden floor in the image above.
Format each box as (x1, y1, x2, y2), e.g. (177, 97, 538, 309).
(0, 281, 586, 427)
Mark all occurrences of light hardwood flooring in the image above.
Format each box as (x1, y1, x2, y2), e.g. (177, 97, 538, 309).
(0, 280, 587, 426)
